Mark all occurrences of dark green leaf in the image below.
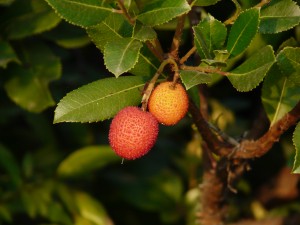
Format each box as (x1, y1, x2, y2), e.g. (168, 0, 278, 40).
(0, 40, 20, 68)
(260, 0, 300, 34)
(0, 205, 12, 222)
(0, 144, 21, 188)
(180, 70, 212, 90)
(74, 191, 113, 225)
(87, 13, 133, 52)
(104, 38, 142, 77)
(133, 21, 157, 41)
(43, 22, 90, 49)
(137, 0, 191, 26)
(193, 14, 227, 59)
(54, 76, 146, 123)
(194, 0, 221, 6)
(0, 0, 61, 39)
(45, 0, 114, 27)
(277, 47, 300, 85)
(228, 45, 275, 91)
(129, 45, 161, 78)
(227, 8, 260, 56)
(262, 64, 300, 125)
(57, 145, 119, 177)
(293, 122, 300, 173)
(4, 41, 61, 113)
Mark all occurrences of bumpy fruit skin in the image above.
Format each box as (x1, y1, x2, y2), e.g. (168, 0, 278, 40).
(109, 106, 159, 160)
(148, 81, 189, 126)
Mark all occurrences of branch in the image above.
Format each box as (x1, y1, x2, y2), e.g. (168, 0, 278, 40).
(180, 46, 197, 64)
(170, 14, 187, 60)
(234, 101, 300, 159)
(146, 39, 165, 62)
(189, 100, 233, 156)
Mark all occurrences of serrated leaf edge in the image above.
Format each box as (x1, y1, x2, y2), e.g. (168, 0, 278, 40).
(103, 39, 143, 77)
(292, 122, 300, 173)
(44, 0, 114, 28)
(227, 7, 260, 56)
(53, 79, 145, 123)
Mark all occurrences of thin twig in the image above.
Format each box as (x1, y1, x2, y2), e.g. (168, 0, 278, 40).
(181, 65, 229, 76)
(146, 39, 165, 62)
(180, 46, 197, 64)
(117, 0, 135, 25)
(141, 58, 178, 111)
(255, 0, 271, 8)
(170, 14, 187, 60)
(224, 0, 242, 25)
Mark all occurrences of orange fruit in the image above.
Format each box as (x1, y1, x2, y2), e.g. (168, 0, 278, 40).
(148, 81, 189, 126)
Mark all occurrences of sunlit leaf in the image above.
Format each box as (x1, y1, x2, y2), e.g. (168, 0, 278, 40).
(277, 47, 300, 85)
(259, 0, 300, 34)
(137, 0, 191, 26)
(54, 76, 146, 123)
(87, 13, 133, 52)
(104, 37, 142, 77)
(262, 64, 300, 125)
(293, 122, 300, 173)
(180, 70, 212, 90)
(228, 45, 275, 91)
(45, 0, 114, 27)
(57, 145, 119, 177)
(227, 8, 260, 56)
(193, 14, 227, 59)
(194, 0, 221, 6)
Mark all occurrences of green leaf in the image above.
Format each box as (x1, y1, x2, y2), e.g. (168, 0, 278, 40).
(104, 38, 142, 77)
(43, 22, 90, 49)
(193, 0, 221, 6)
(0, 40, 20, 68)
(0, 0, 61, 40)
(54, 76, 146, 123)
(133, 21, 157, 41)
(259, 0, 300, 34)
(74, 191, 113, 225)
(4, 41, 61, 113)
(227, 8, 260, 56)
(228, 45, 275, 91)
(137, 0, 191, 26)
(87, 13, 133, 52)
(45, 0, 114, 27)
(293, 122, 300, 173)
(193, 14, 227, 59)
(262, 64, 300, 125)
(277, 47, 300, 85)
(180, 70, 212, 90)
(0, 144, 21, 188)
(57, 145, 119, 177)
(129, 45, 161, 78)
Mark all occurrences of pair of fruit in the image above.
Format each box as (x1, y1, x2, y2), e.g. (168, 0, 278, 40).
(109, 81, 189, 160)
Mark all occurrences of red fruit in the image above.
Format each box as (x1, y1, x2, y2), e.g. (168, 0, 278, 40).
(109, 106, 159, 160)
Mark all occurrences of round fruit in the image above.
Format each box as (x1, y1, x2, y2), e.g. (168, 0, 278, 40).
(109, 106, 159, 160)
(148, 81, 189, 126)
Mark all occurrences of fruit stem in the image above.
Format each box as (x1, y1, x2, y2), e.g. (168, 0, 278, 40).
(141, 58, 178, 111)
